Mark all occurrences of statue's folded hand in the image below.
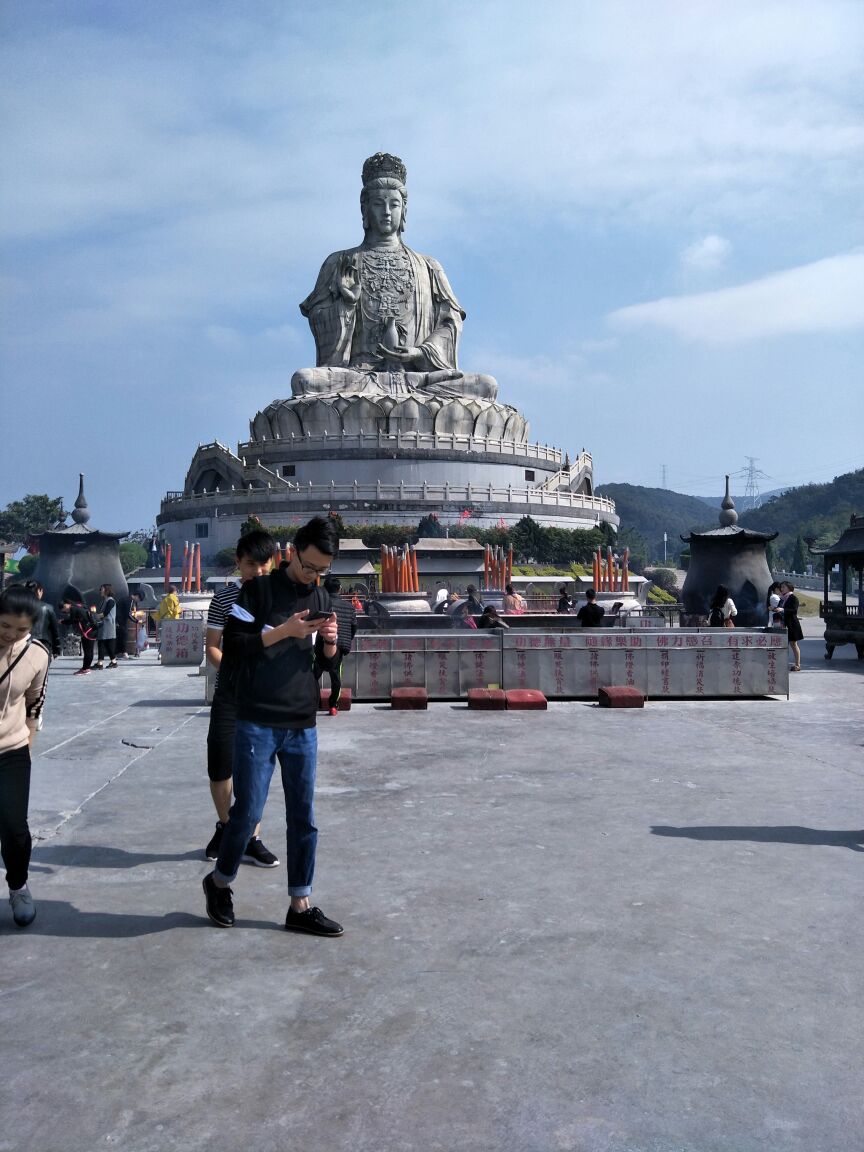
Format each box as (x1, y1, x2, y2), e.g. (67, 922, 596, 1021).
(377, 343, 422, 366)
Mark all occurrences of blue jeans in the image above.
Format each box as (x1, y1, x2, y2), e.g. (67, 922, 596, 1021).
(215, 722, 318, 898)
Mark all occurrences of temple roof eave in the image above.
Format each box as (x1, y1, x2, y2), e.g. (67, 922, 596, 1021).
(33, 524, 129, 540)
(680, 527, 778, 544)
(809, 526, 864, 558)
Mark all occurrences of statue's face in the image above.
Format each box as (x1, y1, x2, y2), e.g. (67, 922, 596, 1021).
(365, 188, 403, 237)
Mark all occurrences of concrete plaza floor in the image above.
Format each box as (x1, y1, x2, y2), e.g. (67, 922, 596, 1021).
(2, 620, 862, 1152)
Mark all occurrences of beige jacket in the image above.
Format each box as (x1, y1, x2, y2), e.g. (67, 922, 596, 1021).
(0, 637, 49, 755)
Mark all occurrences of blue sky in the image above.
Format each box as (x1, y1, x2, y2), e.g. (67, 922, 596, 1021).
(2, 0, 862, 532)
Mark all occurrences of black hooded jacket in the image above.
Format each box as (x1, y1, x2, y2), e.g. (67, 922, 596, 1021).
(222, 569, 338, 729)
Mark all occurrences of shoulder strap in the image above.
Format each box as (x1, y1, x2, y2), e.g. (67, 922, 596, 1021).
(0, 639, 33, 688)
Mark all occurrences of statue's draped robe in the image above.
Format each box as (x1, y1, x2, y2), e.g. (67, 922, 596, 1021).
(299, 244, 465, 375)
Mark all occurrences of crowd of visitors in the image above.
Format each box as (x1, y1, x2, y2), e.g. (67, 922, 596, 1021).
(1, 520, 812, 932)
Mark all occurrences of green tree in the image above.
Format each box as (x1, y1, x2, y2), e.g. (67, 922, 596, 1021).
(16, 554, 37, 577)
(416, 513, 445, 539)
(791, 536, 808, 573)
(0, 494, 65, 540)
(648, 567, 678, 593)
(764, 541, 777, 574)
(119, 542, 148, 574)
(212, 547, 240, 572)
(510, 516, 545, 563)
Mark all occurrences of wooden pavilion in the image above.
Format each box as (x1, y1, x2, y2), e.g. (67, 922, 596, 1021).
(811, 514, 864, 660)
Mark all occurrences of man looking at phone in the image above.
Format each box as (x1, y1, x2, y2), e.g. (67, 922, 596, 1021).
(202, 516, 344, 935)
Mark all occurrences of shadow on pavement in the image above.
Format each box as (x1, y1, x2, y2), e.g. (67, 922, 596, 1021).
(0, 901, 279, 938)
(31, 845, 204, 869)
(130, 699, 207, 708)
(652, 825, 864, 850)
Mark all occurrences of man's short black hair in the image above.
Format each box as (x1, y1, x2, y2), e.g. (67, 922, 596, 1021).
(293, 516, 339, 558)
(323, 576, 342, 594)
(466, 584, 477, 595)
(236, 529, 277, 564)
(585, 588, 596, 600)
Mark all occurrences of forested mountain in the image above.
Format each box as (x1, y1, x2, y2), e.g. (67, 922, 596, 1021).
(599, 469, 864, 569)
(738, 467, 864, 566)
(595, 484, 715, 563)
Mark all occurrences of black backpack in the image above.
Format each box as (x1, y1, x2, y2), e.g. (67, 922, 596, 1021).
(708, 605, 725, 627)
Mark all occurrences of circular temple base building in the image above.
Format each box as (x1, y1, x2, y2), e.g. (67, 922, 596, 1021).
(158, 151, 617, 554)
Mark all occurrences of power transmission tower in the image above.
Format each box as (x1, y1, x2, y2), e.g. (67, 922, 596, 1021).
(739, 457, 770, 509)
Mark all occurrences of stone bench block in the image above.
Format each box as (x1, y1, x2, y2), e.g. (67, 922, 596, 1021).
(391, 687, 428, 710)
(504, 689, 547, 710)
(466, 688, 507, 710)
(598, 686, 645, 708)
(320, 688, 352, 712)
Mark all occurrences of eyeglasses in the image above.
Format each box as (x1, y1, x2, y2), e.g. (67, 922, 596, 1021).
(297, 557, 331, 577)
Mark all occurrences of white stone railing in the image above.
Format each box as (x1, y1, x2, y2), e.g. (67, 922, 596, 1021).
(237, 430, 567, 465)
(161, 480, 616, 517)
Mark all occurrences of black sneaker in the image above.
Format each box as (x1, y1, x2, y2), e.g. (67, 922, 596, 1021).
(202, 872, 234, 927)
(242, 837, 279, 868)
(204, 821, 225, 861)
(284, 906, 343, 937)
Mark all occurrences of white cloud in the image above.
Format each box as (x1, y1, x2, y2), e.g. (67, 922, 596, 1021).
(1, 2, 863, 243)
(607, 251, 864, 343)
(680, 235, 731, 271)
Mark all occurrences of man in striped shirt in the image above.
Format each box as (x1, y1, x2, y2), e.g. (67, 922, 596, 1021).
(204, 529, 279, 866)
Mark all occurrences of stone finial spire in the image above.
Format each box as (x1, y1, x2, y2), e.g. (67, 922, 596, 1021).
(718, 474, 738, 527)
(71, 473, 91, 526)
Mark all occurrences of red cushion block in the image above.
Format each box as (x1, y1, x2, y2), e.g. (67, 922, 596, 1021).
(598, 686, 645, 708)
(504, 689, 547, 710)
(319, 688, 352, 712)
(467, 688, 507, 710)
(391, 687, 428, 710)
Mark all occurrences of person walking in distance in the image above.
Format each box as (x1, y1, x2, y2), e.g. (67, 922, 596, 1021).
(202, 516, 344, 935)
(0, 586, 49, 927)
(203, 529, 280, 868)
(94, 584, 118, 669)
(319, 576, 357, 716)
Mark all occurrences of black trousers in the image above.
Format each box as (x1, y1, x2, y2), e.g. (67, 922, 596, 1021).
(81, 637, 95, 670)
(317, 656, 344, 706)
(0, 746, 32, 891)
(97, 638, 116, 662)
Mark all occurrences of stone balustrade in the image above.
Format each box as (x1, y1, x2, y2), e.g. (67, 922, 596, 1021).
(161, 479, 616, 517)
(235, 430, 570, 466)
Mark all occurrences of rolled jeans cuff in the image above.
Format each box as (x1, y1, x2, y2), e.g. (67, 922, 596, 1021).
(213, 867, 238, 887)
(288, 885, 312, 899)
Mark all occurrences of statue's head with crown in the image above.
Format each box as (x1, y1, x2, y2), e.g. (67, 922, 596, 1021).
(360, 152, 408, 235)
(291, 151, 498, 405)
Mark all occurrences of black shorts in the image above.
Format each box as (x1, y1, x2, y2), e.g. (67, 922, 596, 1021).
(206, 692, 237, 782)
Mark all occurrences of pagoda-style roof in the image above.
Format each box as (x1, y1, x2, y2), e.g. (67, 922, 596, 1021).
(810, 515, 864, 558)
(681, 525, 778, 543)
(680, 474, 776, 543)
(32, 474, 127, 541)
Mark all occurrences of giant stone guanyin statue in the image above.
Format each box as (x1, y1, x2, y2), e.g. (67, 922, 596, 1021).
(291, 152, 498, 403)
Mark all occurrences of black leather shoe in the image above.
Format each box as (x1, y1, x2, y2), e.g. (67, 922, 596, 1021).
(284, 906, 343, 937)
(203, 872, 234, 927)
